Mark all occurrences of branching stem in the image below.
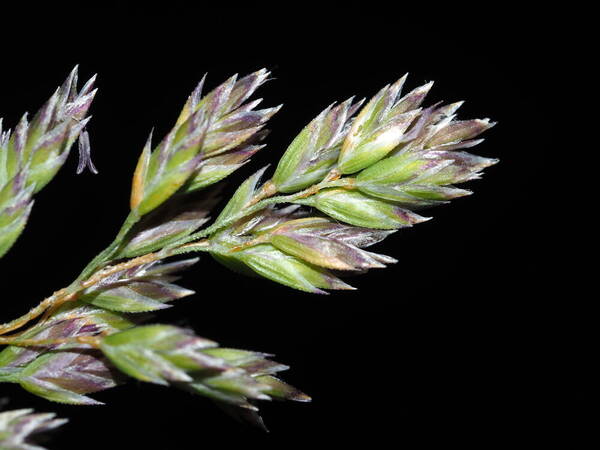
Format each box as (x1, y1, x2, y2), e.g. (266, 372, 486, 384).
(0, 335, 101, 348)
(172, 172, 352, 247)
(0, 252, 159, 336)
(0, 169, 351, 341)
(0, 290, 70, 336)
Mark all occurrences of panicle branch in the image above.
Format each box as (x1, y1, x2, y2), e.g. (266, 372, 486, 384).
(0, 66, 97, 258)
(1, 68, 497, 433)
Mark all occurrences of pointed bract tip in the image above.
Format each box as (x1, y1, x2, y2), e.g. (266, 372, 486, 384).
(254, 68, 270, 79)
(82, 73, 98, 90)
(87, 87, 99, 99)
(390, 73, 408, 90)
(331, 279, 357, 290)
(444, 100, 465, 113)
(423, 80, 435, 90)
(228, 73, 239, 85)
(61, 66, 79, 91)
(144, 128, 154, 147)
(77, 116, 93, 128)
(293, 392, 312, 402)
(313, 288, 329, 295)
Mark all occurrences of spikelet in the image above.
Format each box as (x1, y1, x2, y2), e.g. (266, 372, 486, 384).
(0, 66, 97, 258)
(130, 70, 279, 215)
(0, 408, 67, 450)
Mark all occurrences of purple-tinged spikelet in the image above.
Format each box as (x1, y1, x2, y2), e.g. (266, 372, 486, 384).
(0, 408, 67, 449)
(0, 66, 97, 258)
(130, 70, 279, 215)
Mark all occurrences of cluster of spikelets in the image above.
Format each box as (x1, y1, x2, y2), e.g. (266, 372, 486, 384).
(129, 69, 279, 215)
(0, 66, 496, 443)
(0, 67, 96, 258)
(0, 408, 67, 450)
(204, 75, 496, 292)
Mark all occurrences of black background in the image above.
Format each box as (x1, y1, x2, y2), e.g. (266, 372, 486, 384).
(0, 4, 581, 449)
